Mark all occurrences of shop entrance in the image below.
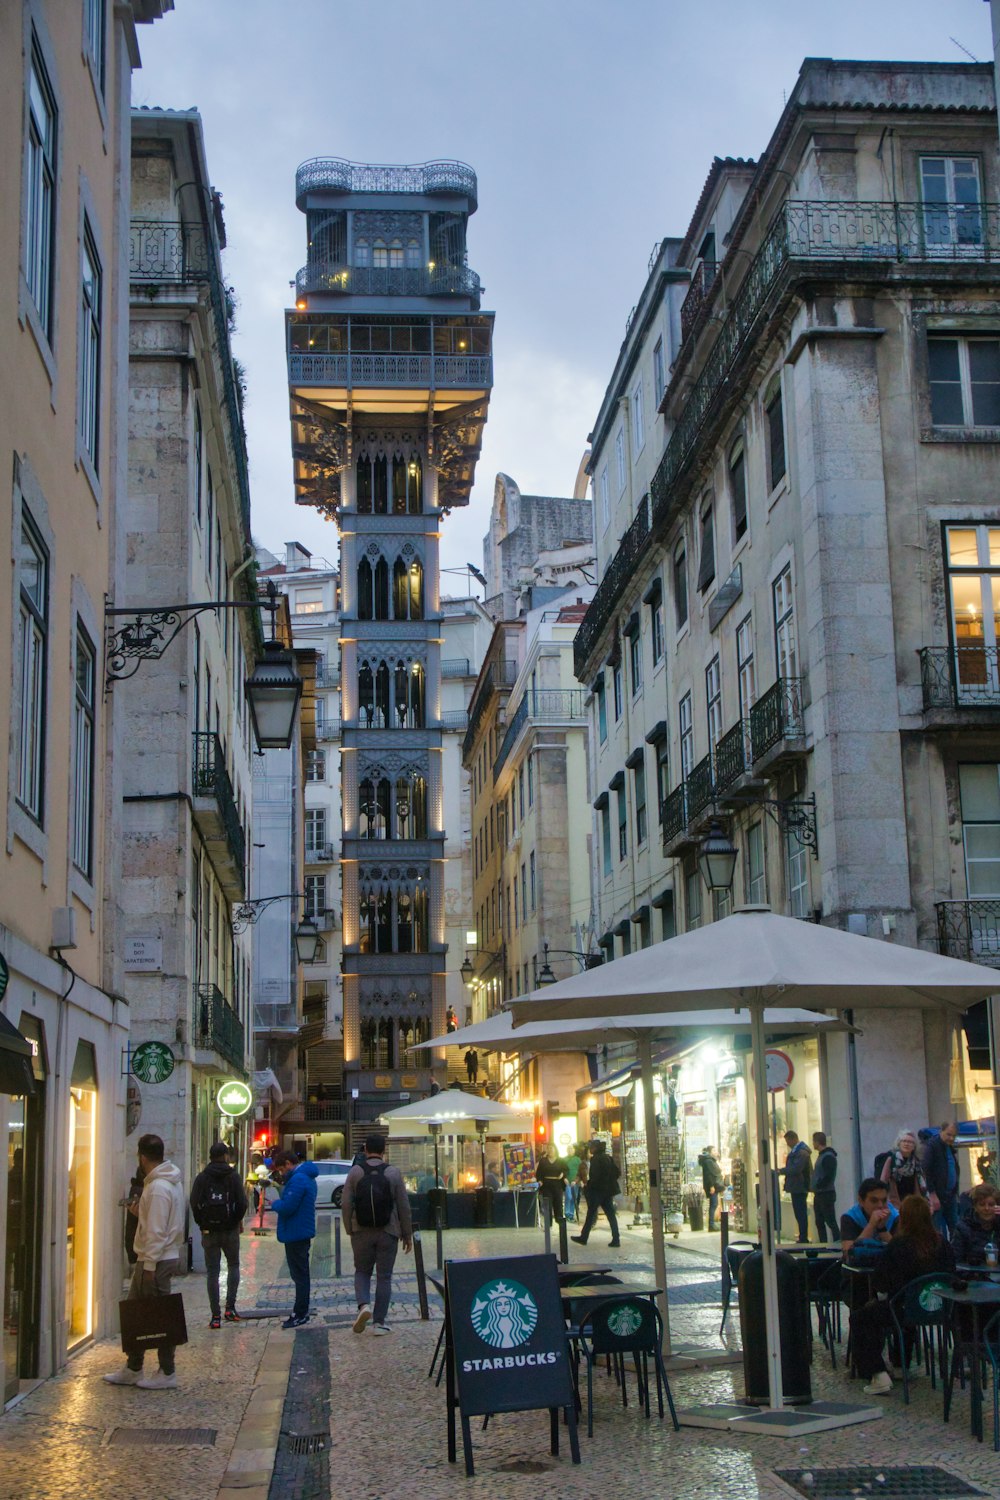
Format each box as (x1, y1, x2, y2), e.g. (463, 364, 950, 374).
(3, 1017, 45, 1404)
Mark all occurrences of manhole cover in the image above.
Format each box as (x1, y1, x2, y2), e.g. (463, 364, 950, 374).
(109, 1427, 216, 1446)
(775, 1467, 987, 1499)
(495, 1459, 552, 1474)
(283, 1433, 327, 1455)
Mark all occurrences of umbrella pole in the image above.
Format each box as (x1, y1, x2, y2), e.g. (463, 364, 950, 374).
(638, 1036, 672, 1356)
(750, 996, 784, 1409)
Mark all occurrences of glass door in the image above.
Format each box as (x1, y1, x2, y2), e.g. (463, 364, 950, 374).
(920, 156, 982, 255)
(946, 525, 1000, 703)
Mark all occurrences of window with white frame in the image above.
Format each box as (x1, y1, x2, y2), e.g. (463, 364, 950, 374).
(920, 156, 982, 252)
(527, 753, 534, 806)
(206, 468, 214, 583)
(650, 590, 664, 665)
(737, 614, 756, 722)
(83, 0, 106, 90)
(615, 428, 626, 492)
(305, 808, 327, 855)
(600, 802, 612, 878)
(25, 45, 57, 341)
(628, 627, 642, 696)
(653, 337, 665, 403)
(713, 886, 732, 922)
(655, 737, 669, 814)
(616, 785, 628, 861)
(679, 692, 694, 781)
(529, 850, 536, 911)
(513, 874, 518, 930)
(17, 512, 48, 822)
(729, 435, 748, 543)
(79, 224, 102, 467)
(304, 874, 327, 919)
(595, 675, 608, 742)
(521, 861, 527, 921)
(696, 495, 715, 593)
(194, 402, 203, 524)
(72, 625, 95, 877)
(772, 567, 797, 680)
(685, 865, 702, 930)
(765, 377, 786, 490)
(928, 336, 1000, 427)
(786, 827, 810, 918)
(612, 657, 623, 720)
(632, 380, 645, 456)
(600, 466, 610, 530)
(746, 820, 767, 904)
(945, 524, 1000, 701)
(706, 655, 722, 756)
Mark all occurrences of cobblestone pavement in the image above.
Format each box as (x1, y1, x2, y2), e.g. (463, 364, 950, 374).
(1, 1216, 999, 1498)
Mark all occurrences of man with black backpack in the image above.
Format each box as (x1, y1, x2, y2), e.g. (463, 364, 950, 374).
(190, 1142, 248, 1329)
(341, 1133, 412, 1336)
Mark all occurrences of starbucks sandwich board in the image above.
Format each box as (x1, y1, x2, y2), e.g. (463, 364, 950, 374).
(444, 1253, 580, 1476)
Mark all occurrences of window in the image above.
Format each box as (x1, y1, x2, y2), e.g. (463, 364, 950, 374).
(679, 692, 693, 781)
(628, 629, 642, 696)
(713, 887, 732, 922)
(295, 590, 324, 614)
(945, 524, 1000, 700)
(650, 591, 664, 665)
(25, 45, 57, 340)
(729, 437, 748, 542)
(615, 428, 626, 492)
(632, 380, 645, 456)
(685, 866, 702, 931)
(920, 156, 982, 252)
(737, 613, 756, 725)
(84, 0, 105, 84)
(673, 544, 688, 629)
(206, 468, 214, 580)
(527, 753, 534, 806)
(772, 567, 797, 680)
(17, 513, 48, 822)
(72, 626, 95, 876)
(786, 827, 810, 918)
(595, 676, 608, 742)
(519, 765, 525, 820)
(305, 875, 326, 920)
(706, 655, 722, 756)
(655, 738, 670, 814)
(633, 756, 647, 845)
(612, 658, 623, 721)
(601, 802, 612, 879)
(696, 496, 715, 593)
(616, 785, 628, 861)
(529, 850, 536, 911)
(653, 337, 665, 403)
(959, 764, 1000, 900)
(600, 466, 610, 530)
(512, 875, 518, 931)
(194, 403, 203, 523)
(305, 808, 327, 855)
(521, 862, 527, 922)
(928, 337, 1000, 427)
(79, 224, 102, 466)
(765, 379, 786, 490)
(746, 820, 766, 904)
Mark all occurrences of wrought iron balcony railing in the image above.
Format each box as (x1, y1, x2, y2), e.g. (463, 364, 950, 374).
(303, 1098, 345, 1122)
(295, 157, 478, 211)
(196, 983, 246, 1071)
(463, 657, 519, 758)
(192, 732, 246, 878)
(442, 658, 471, 678)
(315, 661, 340, 688)
(937, 899, 1000, 969)
(920, 646, 1000, 710)
(659, 783, 688, 844)
(749, 676, 804, 763)
(288, 350, 493, 391)
(713, 719, 751, 794)
(129, 220, 211, 282)
(493, 689, 588, 781)
(295, 260, 481, 301)
(686, 753, 715, 822)
(574, 496, 649, 677)
(316, 718, 343, 741)
(306, 842, 337, 863)
(679, 256, 718, 345)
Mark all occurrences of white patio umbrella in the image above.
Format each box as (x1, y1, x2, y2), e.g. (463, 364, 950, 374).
(378, 1093, 532, 1132)
(507, 906, 1000, 1413)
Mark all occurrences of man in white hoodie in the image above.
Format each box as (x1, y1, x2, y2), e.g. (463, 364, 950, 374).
(104, 1134, 185, 1390)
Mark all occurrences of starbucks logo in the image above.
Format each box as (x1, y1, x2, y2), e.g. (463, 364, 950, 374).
(470, 1279, 538, 1349)
(607, 1303, 643, 1338)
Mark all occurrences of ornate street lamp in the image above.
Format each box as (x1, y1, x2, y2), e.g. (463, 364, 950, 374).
(245, 638, 302, 750)
(698, 819, 739, 893)
(293, 917, 322, 964)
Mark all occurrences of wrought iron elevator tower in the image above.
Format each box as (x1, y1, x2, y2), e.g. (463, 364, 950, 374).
(286, 159, 494, 1117)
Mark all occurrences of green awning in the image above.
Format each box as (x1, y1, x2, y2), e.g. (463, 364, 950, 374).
(0, 1012, 36, 1096)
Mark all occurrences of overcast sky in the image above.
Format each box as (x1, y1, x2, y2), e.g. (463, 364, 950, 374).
(133, 0, 994, 583)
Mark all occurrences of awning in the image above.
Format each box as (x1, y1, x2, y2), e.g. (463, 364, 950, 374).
(0, 1012, 36, 1097)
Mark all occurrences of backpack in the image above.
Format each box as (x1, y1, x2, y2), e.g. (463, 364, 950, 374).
(354, 1161, 393, 1229)
(199, 1170, 237, 1231)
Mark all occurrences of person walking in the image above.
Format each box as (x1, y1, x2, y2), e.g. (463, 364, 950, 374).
(342, 1133, 412, 1336)
(781, 1131, 812, 1243)
(270, 1150, 319, 1328)
(465, 1047, 479, 1085)
(535, 1148, 566, 1224)
(920, 1121, 960, 1239)
(879, 1130, 927, 1206)
(564, 1143, 582, 1220)
(104, 1134, 185, 1390)
(572, 1140, 621, 1248)
(698, 1145, 725, 1230)
(810, 1132, 839, 1243)
(190, 1142, 248, 1329)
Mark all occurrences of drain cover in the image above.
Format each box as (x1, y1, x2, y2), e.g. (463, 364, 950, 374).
(495, 1459, 552, 1474)
(283, 1433, 327, 1455)
(109, 1427, 217, 1447)
(775, 1467, 986, 1499)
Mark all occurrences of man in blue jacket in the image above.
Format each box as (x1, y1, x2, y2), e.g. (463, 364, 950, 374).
(921, 1121, 960, 1239)
(271, 1151, 319, 1328)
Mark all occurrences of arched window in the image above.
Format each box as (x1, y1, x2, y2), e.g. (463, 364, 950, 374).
(392, 454, 407, 514)
(391, 556, 423, 620)
(358, 664, 374, 727)
(359, 776, 390, 840)
(394, 661, 409, 728)
(405, 239, 421, 270)
(763, 375, 786, 492)
(409, 559, 423, 618)
(389, 239, 404, 269)
(357, 558, 374, 620)
(407, 452, 422, 513)
(409, 663, 425, 728)
(373, 454, 388, 514)
(356, 453, 372, 513)
(355, 238, 371, 268)
(375, 661, 390, 727)
(395, 771, 427, 838)
(374, 557, 389, 619)
(729, 435, 748, 543)
(373, 239, 388, 269)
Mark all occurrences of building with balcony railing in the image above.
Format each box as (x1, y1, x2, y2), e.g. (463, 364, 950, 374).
(575, 56, 1000, 1199)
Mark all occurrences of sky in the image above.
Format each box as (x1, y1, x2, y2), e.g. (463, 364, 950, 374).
(133, 0, 995, 583)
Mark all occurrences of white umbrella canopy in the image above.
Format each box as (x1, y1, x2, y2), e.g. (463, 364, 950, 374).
(378, 1093, 532, 1133)
(508, 907, 1000, 1411)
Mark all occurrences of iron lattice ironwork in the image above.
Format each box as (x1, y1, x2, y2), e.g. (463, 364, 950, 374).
(936, 899, 1000, 968)
(713, 720, 749, 794)
(573, 496, 649, 676)
(295, 261, 481, 301)
(920, 645, 1000, 710)
(659, 783, 687, 844)
(493, 688, 587, 781)
(686, 753, 715, 821)
(129, 220, 211, 282)
(192, 731, 247, 879)
(288, 351, 492, 390)
(105, 595, 273, 686)
(749, 676, 804, 762)
(195, 983, 246, 1073)
(295, 157, 478, 210)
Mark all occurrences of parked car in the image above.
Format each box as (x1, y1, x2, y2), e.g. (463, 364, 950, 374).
(312, 1159, 353, 1209)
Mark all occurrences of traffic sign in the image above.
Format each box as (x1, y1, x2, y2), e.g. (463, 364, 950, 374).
(764, 1048, 794, 1093)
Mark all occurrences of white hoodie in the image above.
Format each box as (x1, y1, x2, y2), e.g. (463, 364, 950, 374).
(133, 1160, 186, 1272)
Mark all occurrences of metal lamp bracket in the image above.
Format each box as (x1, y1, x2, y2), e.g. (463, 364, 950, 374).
(759, 794, 818, 856)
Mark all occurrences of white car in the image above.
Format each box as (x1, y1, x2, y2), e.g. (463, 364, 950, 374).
(312, 1159, 353, 1209)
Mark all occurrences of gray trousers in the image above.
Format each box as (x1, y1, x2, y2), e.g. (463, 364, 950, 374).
(126, 1259, 179, 1373)
(351, 1229, 399, 1325)
(203, 1229, 241, 1317)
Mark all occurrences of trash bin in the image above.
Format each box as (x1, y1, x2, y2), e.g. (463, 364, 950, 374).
(427, 1187, 448, 1230)
(474, 1186, 494, 1227)
(686, 1195, 705, 1232)
(738, 1248, 812, 1405)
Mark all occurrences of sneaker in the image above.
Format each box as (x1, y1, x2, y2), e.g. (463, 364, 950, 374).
(372, 1323, 392, 1336)
(862, 1371, 893, 1396)
(281, 1314, 310, 1329)
(103, 1366, 142, 1386)
(353, 1305, 372, 1334)
(608, 1240, 622, 1248)
(209, 1315, 221, 1329)
(224, 1309, 241, 1323)
(571, 1235, 587, 1245)
(137, 1370, 178, 1390)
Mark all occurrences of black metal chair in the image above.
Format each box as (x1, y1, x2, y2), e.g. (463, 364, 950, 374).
(888, 1271, 961, 1403)
(807, 1257, 844, 1369)
(576, 1298, 678, 1440)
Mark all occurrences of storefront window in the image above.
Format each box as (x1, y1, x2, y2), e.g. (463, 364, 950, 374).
(4, 1015, 45, 1403)
(66, 1041, 97, 1349)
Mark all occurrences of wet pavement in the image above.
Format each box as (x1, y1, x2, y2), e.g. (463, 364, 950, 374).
(1, 1215, 997, 1499)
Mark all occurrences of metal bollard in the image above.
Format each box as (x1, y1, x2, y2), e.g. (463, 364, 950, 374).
(334, 1211, 342, 1278)
(558, 1215, 569, 1265)
(435, 1204, 444, 1272)
(542, 1194, 552, 1258)
(413, 1231, 430, 1320)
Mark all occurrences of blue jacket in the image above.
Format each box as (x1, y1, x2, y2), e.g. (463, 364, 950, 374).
(272, 1161, 318, 1243)
(843, 1200, 898, 1258)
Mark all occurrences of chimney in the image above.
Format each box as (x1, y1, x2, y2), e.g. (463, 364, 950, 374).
(285, 541, 312, 570)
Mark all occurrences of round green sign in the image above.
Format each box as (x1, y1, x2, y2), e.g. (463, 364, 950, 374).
(217, 1079, 253, 1117)
(470, 1278, 538, 1349)
(132, 1040, 175, 1084)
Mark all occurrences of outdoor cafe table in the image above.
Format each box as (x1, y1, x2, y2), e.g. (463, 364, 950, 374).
(939, 1281, 1000, 1442)
(561, 1283, 663, 1322)
(557, 1265, 615, 1284)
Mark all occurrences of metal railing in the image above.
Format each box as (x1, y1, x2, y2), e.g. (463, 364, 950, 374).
(574, 496, 649, 676)
(303, 1099, 345, 1122)
(463, 657, 519, 758)
(493, 688, 588, 781)
(920, 646, 1000, 710)
(315, 661, 340, 688)
(316, 718, 343, 741)
(295, 260, 481, 301)
(713, 719, 750, 793)
(441, 658, 471, 678)
(295, 157, 478, 210)
(129, 220, 211, 282)
(686, 753, 715, 822)
(306, 842, 337, 863)
(659, 783, 688, 844)
(196, 984, 246, 1072)
(749, 676, 804, 763)
(288, 351, 492, 390)
(192, 732, 246, 877)
(679, 257, 718, 345)
(936, 899, 1000, 969)
(440, 709, 470, 730)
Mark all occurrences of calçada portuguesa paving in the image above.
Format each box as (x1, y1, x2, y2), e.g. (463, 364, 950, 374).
(1, 1215, 998, 1500)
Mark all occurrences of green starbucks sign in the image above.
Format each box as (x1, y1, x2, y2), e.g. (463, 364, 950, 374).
(217, 1079, 253, 1117)
(132, 1040, 175, 1084)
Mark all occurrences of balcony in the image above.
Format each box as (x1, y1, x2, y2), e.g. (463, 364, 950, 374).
(305, 842, 337, 864)
(295, 260, 482, 304)
(463, 656, 519, 758)
(295, 157, 478, 211)
(659, 784, 688, 846)
(192, 733, 246, 899)
(574, 497, 649, 677)
(129, 220, 211, 283)
(288, 349, 493, 392)
(713, 720, 751, 795)
(303, 1098, 346, 1123)
(749, 677, 805, 767)
(315, 661, 340, 688)
(936, 900, 1000, 969)
(493, 688, 588, 782)
(685, 754, 715, 824)
(316, 718, 342, 741)
(920, 646, 1000, 713)
(196, 984, 246, 1072)
(679, 257, 718, 345)
(442, 658, 471, 678)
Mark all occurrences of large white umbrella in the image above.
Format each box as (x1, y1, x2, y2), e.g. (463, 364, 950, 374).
(378, 1093, 532, 1132)
(508, 907, 1000, 1412)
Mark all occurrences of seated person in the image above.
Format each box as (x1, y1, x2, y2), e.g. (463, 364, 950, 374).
(951, 1183, 1000, 1265)
(417, 1170, 444, 1193)
(841, 1178, 899, 1261)
(850, 1193, 954, 1396)
(484, 1162, 502, 1192)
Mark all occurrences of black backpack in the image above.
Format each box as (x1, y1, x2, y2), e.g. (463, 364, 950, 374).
(354, 1161, 393, 1228)
(199, 1170, 237, 1231)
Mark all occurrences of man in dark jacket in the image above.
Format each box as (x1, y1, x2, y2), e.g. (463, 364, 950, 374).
(921, 1122, 960, 1238)
(810, 1132, 839, 1244)
(698, 1146, 724, 1230)
(572, 1140, 621, 1248)
(535, 1150, 566, 1224)
(271, 1151, 319, 1328)
(781, 1131, 812, 1242)
(190, 1142, 248, 1328)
